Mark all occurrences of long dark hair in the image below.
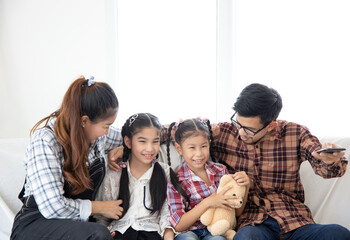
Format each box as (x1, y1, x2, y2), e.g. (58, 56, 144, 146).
(166, 118, 215, 211)
(30, 76, 118, 195)
(118, 113, 167, 217)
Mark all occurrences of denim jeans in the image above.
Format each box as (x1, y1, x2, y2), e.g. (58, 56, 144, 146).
(175, 229, 226, 240)
(234, 217, 350, 240)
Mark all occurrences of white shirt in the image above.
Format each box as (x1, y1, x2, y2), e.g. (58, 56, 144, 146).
(96, 161, 172, 236)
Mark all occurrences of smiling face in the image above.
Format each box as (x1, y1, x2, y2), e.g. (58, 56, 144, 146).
(82, 112, 117, 144)
(124, 126, 160, 166)
(235, 114, 272, 144)
(175, 133, 210, 174)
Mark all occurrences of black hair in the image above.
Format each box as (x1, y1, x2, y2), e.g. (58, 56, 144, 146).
(118, 113, 167, 217)
(81, 81, 119, 123)
(166, 118, 216, 211)
(233, 83, 282, 126)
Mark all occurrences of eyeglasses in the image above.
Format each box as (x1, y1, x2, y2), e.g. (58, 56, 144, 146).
(230, 112, 269, 136)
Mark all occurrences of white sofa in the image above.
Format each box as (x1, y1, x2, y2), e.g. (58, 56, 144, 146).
(1, 136, 350, 239)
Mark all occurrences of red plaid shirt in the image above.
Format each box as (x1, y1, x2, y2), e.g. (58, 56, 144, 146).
(167, 161, 229, 230)
(211, 120, 348, 233)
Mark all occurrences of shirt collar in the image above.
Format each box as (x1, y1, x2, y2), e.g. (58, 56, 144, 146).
(262, 120, 284, 142)
(179, 161, 218, 182)
(127, 161, 155, 181)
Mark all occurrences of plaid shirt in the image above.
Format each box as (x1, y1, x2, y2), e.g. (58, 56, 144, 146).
(24, 117, 122, 221)
(167, 161, 229, 230)
(211, 120, 348, 233)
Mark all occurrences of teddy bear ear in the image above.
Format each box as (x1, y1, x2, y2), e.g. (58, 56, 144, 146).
(219, 174, 233, 186)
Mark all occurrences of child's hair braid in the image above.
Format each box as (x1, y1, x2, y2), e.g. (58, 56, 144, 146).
(206, 119, 217, 163)
(166, 122, 190, 211)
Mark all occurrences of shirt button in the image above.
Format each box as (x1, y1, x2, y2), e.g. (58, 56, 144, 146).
(255, 145, 259, 148)
(266, 209, 270, 212)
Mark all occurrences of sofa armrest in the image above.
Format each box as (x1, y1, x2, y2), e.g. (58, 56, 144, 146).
(0, 138, 28, 237)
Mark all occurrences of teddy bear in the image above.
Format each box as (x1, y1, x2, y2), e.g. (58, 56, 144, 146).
(200, 174, 246, 240)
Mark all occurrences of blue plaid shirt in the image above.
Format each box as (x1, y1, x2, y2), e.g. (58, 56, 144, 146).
(23, 117, 122, 221)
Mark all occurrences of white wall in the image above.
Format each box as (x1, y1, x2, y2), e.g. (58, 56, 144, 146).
(0, 0, 117, 138)
(1, 0, 349, 140)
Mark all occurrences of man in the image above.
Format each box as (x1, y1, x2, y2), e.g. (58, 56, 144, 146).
(210, 83, 350, 239)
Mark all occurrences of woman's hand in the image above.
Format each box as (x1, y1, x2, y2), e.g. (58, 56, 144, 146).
(108, 146, 124, 171)
(91, 200, 123, 220)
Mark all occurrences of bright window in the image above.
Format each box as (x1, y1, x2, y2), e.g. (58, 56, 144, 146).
(115, 0, 350, 138)
(232, 0, 350, 137)
(115, 0, 216, 127)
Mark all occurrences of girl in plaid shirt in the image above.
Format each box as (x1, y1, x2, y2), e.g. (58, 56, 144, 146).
(166, 119, 250, 240)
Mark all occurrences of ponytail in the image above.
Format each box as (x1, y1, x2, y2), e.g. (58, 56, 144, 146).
(149, 162, 167, 215)
(117, 142, 130, 218)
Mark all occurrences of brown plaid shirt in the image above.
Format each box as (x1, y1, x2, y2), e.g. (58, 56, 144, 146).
(211, 120, 348, 234)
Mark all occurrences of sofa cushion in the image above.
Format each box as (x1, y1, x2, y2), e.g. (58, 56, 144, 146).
(0, 138, 28, 237)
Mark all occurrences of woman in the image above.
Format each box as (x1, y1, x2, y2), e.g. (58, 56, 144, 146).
(11, 76, 123, 240)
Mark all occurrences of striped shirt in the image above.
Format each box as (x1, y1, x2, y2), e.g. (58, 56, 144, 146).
(23, 117, 122, 221)
(211, 120, 348, 233)
(167, 161, 229, 230)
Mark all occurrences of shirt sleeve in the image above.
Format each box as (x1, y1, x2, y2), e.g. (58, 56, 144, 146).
(157, 163, 173, 235)
(167, 182, 186, 228)
(94, 168, 121, 226)
(26, 137, 86, 221)
(96, 168, 121, 201)
(104, 126, 122, 153)
(300, 125, 348, 178)
(159, 196, 173, 236)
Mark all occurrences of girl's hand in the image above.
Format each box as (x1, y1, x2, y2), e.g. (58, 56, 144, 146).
(92, 200, 123, 220)
(163, 228, 174, 240)
(231, 171, 250, 188)
(108, 146, 124, 171)
(204, 185, 239, 210)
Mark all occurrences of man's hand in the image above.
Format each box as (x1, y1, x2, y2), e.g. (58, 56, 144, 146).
(312, 142, 345, 164)
(108, 146, 124, 171)
(230, 171, 250, 188)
